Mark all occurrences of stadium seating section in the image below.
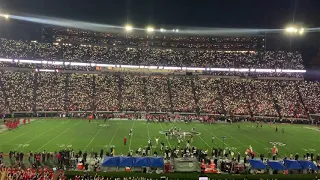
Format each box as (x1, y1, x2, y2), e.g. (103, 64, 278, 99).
(0, 33, 317, 118)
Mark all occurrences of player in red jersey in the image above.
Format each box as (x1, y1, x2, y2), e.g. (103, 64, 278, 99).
(124, 137, 127, 145)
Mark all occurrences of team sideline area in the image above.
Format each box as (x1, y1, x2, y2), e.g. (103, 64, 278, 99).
(0, 118, 319, 160)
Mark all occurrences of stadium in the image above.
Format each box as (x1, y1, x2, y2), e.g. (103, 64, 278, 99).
(0, 1, 320, 180)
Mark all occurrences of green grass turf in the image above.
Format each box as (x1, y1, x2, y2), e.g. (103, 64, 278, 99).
(0, 118, 319, 158)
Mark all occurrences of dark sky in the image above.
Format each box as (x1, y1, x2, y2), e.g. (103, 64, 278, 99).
(1, 0, 320, 40)
(1, 0, 320, 69)
(2, 0, 320, 28)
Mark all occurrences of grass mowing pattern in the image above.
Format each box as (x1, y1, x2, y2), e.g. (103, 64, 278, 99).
(0, 118, 319, 157)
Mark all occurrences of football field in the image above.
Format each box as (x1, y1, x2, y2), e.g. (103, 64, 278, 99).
(0, 118, 319, 157)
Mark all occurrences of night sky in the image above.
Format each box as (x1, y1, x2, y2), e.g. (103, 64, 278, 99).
(1, 0, 320, 70)
(0, 0, 320, 49)
(2, 0, 320, 28)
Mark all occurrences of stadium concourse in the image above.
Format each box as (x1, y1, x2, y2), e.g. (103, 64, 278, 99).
(0, 31, 319, 178)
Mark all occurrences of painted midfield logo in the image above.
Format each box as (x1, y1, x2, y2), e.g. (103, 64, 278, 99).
(159, 130, 201, 136)
(269, 142, 286, 147)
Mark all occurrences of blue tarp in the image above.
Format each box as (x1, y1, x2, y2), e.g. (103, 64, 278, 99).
(118, 156, 134, 167)
(134, 157, 149, 167)
(149, 157, 164, 167)
(267, 161, 287, 171)
(102, 156, 164, 167)
(284, 160, 302, 170)
(102, 157, 119, 167)
(249, 159, 266, 169)
(298, 160, 318, 170)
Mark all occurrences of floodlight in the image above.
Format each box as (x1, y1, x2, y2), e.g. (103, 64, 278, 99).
(299, 28, 304, 35)
(176, 29, 179, 32)
(285, 27, 298, 33)
(160, 28, 166, 32)
(125, 24, 133, 32)
(146, 27, 154, 32)
(0, 14, 9, 19)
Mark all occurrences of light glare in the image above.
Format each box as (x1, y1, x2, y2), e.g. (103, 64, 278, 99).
(146, 27, 154, 32)
(125, 25, 133, 31)
(0, 14, 9, 19)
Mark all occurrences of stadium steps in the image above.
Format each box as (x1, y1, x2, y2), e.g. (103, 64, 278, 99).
(241, 83, 253, 117)
(268, 81, 282, 118)
(0, 71, 11, 112)
(190, 78, 199, 114)
(295, 82, 311, 120)
(216, 80, 226, 115)
(117, 75, 123, 111)
(141, 77, 149, 112)
(32, 72, 39, 113)
(64, 73, 70, 111)
(92, 74, 96, 110)
(167, 77, 174, 113)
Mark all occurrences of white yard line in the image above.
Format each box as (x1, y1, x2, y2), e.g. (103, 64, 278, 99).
(146, 122, 152, 154)
(221, 130, 257, 153)
(107, 124, 120, 148)
(198, 135, 212, 149)
(0, 129, 34, 146)
(66, 132, 82, 146)
(159, 123, 172, 148)
(202, 126, 230, 147)
(9, 130, 34, 141)
(84, 123, 105, 151)
(14, 121, 70, 151)
(128, 121, 136, 151)
(35, 121, 82, 151)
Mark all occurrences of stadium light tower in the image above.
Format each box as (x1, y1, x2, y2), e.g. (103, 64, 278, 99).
(160, 28, 166, 32)
(146, 26, 155, 33)
(125, 24, 133, 32)
(0, 14, 9, 19)
(285, 26, 305, 36)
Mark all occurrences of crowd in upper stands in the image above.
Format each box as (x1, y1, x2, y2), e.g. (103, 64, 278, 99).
(0, 37, 304, 70)
(0, 30, 316, 118)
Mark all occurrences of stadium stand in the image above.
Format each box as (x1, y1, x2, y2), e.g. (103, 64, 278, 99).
(0, 30, 320, 179)
(0, 34, 313, 118)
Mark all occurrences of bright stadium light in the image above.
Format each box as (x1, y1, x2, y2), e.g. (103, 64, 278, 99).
(285, 27, 298, 33)
(160, 28, 166, 32)
(176, 29, 179, 32)
(146, 26, 154, 32)
(0, 14, 9, 19)
(285, 26, 305, 36)
(125, 24, 133, 32)
(299, 28, 305, 35)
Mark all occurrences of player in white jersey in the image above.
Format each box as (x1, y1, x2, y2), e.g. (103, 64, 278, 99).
(155, 137, 159, 145)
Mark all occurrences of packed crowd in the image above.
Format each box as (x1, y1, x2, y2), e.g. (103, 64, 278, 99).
(95, 75, 120, 111)
(0, 71, 315, 118)
(54, 29, 260, 49)
(170, 77, 196, 112)
(0, 38, 304, 70)
(245, 80, 278, 117)
(0, 166, 65, 180)
(122, 75, 146, 111)
(298, 81, 320, 114)
(195, 78, 223, 114)
(145, 77, 171, 112)
(36, 73, 66, 111)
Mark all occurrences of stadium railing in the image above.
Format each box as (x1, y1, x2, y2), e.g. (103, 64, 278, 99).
(63, 171, 318, 180)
